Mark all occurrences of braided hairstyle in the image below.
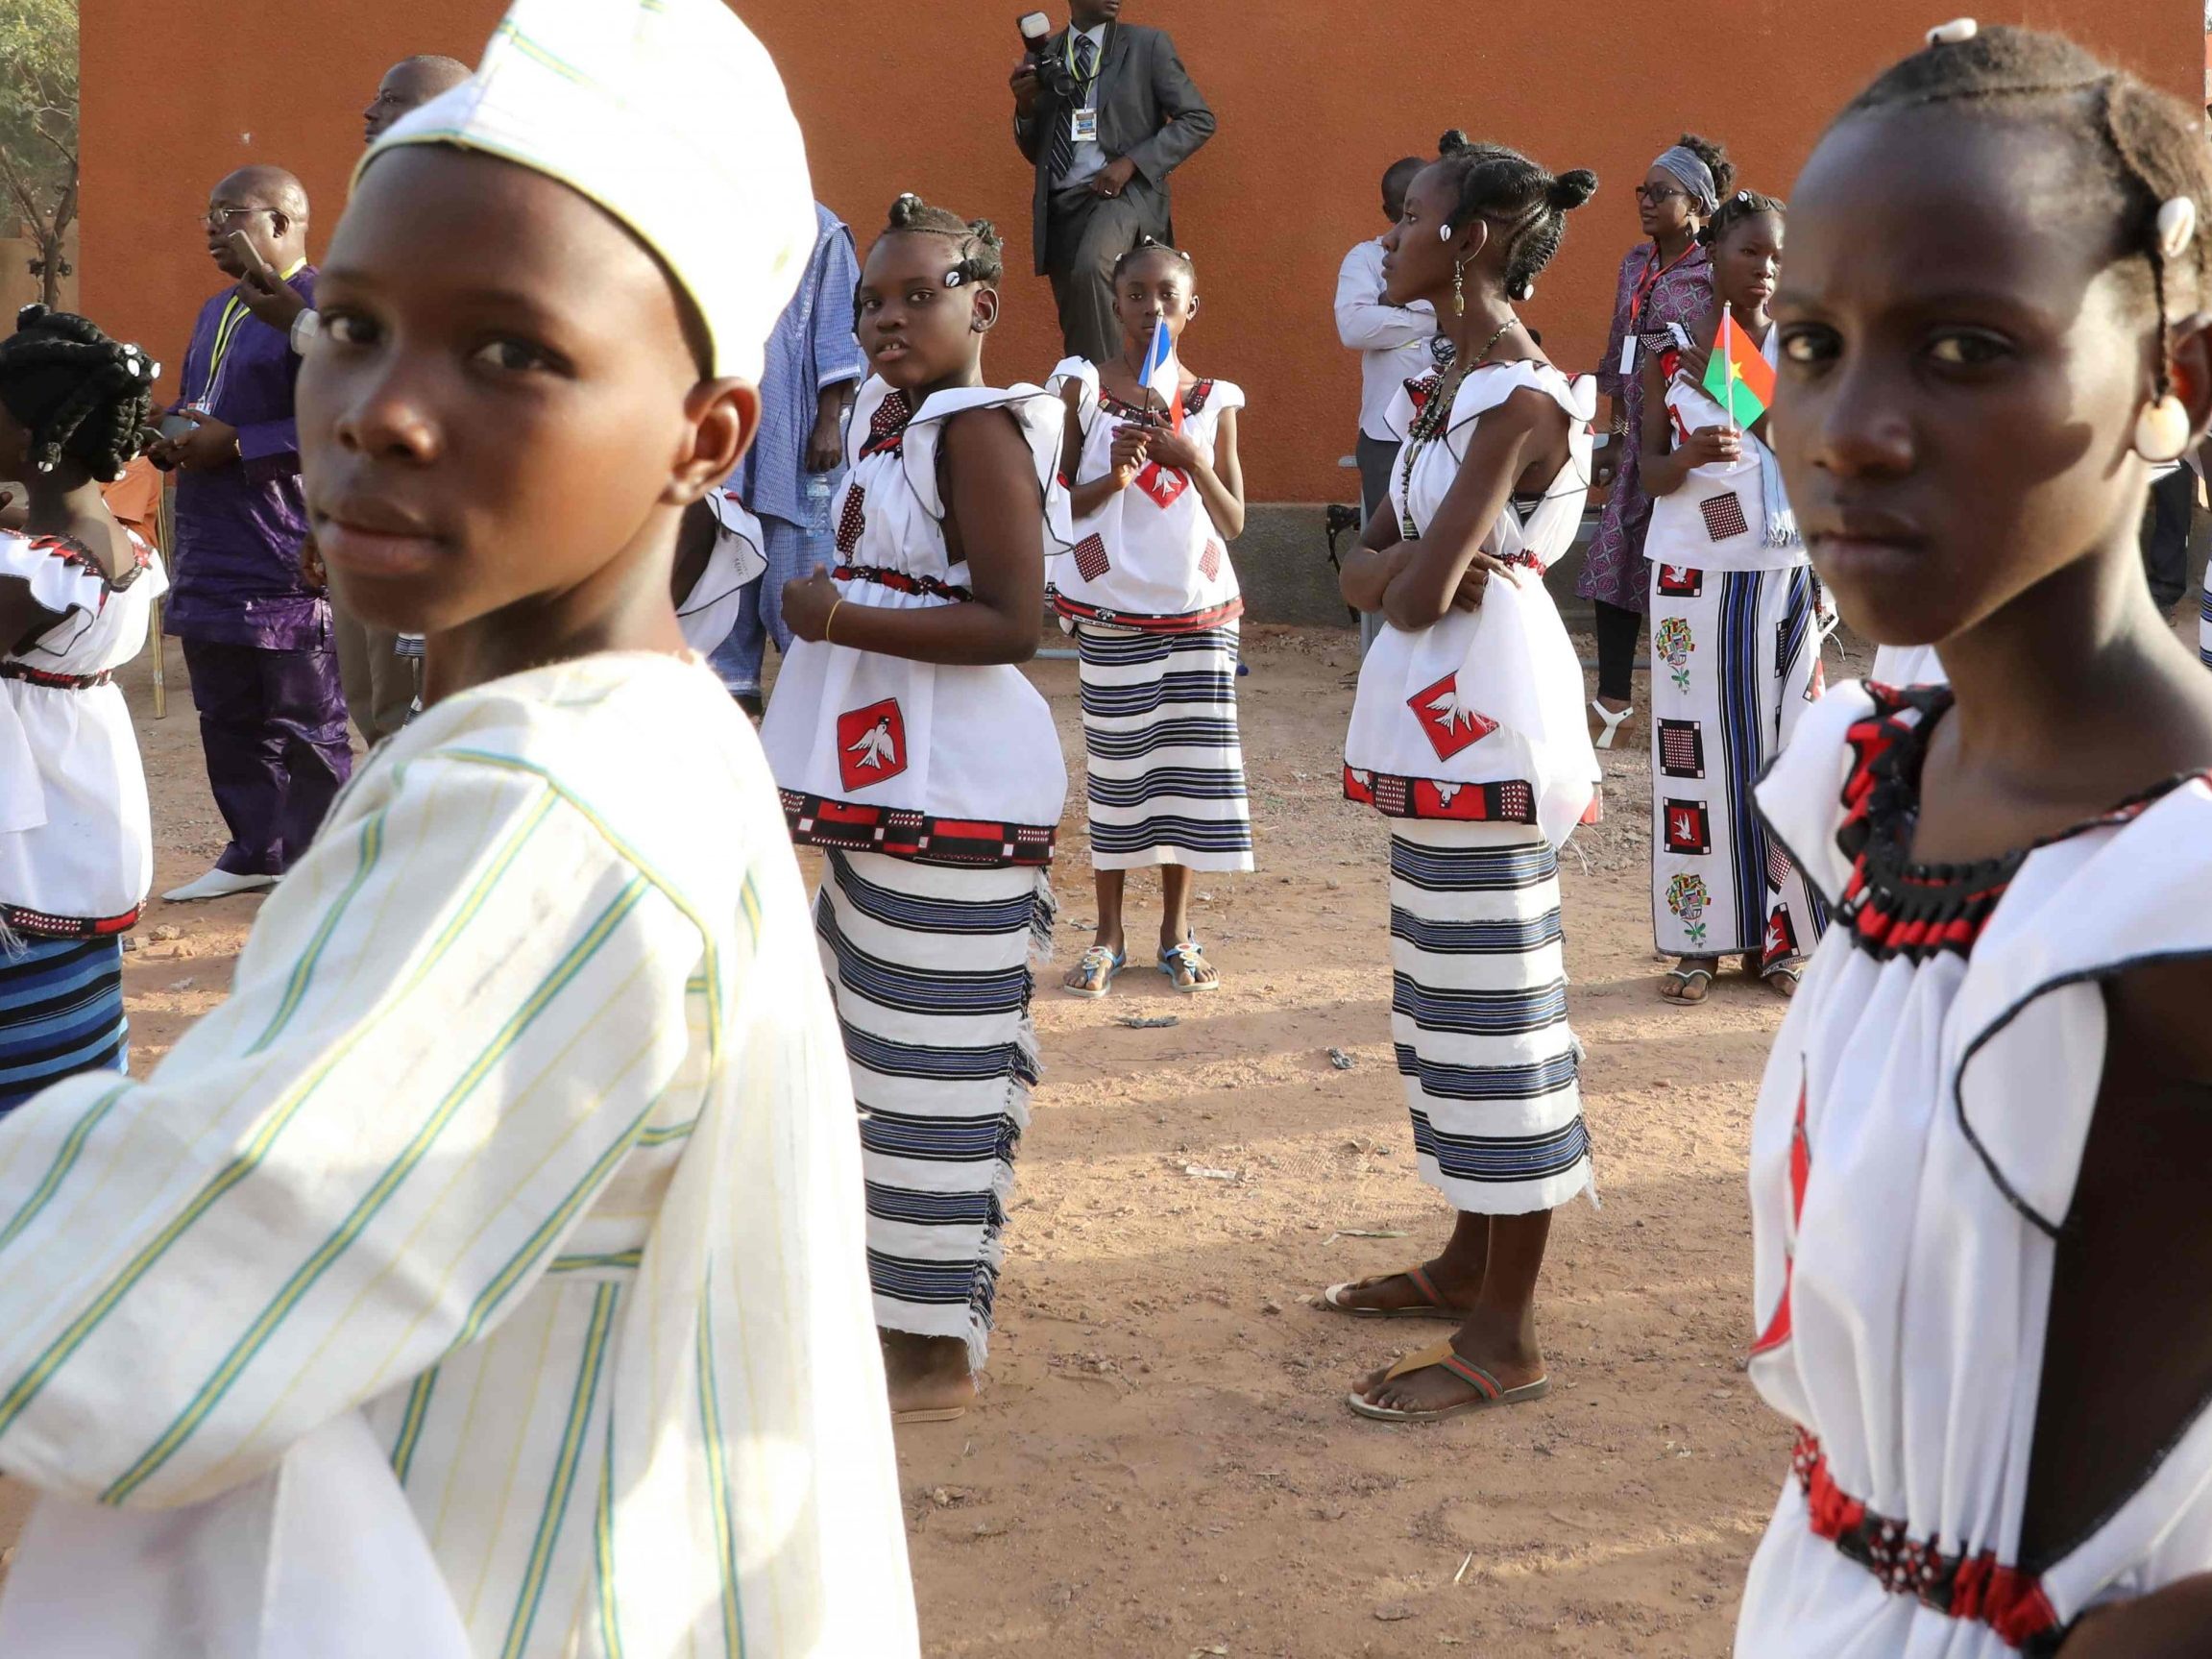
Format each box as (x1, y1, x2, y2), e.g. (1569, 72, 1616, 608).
(0, 306, 158, 483)
(883, 192, 1006, 287)
(1433, 131, 1598, 302)
(1839, 23, 2212, 405)
(1111, 234, 1195, 284)
(1674, 133, 1737, 204)
(1701, 189, 1786, 249)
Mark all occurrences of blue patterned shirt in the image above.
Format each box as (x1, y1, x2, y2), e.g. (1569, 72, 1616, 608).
(740, 204, 867, 528)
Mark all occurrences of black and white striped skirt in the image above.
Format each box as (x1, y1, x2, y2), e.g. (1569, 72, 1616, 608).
(1388, 820, 1592, 1214)
(814, 848, 1053, 1368)
(1075, 623, 1253, 872)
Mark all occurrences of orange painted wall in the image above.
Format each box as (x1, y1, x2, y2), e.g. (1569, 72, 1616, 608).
(83, 1, 2198, 502)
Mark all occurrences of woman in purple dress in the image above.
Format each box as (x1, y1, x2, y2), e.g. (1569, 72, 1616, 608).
(1581, 134, 1731, 748)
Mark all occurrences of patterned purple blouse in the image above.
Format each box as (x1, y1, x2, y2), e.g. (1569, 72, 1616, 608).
(1578, 240, 1714, 613)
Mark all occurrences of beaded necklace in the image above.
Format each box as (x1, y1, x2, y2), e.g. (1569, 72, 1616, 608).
(1397, 315, 1520, 539)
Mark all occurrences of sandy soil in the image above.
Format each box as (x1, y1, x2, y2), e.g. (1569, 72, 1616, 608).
(1, 622, 1876, 1653)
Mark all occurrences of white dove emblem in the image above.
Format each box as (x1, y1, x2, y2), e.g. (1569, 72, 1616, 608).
(1425, 684, 1482, 733)
(847, 717, 898, 772)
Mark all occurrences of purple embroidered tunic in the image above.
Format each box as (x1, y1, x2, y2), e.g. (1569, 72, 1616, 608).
(164, 271, 328, 651)
(1578, 241, 1714, 614)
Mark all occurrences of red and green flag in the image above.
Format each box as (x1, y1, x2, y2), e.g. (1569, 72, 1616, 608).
(1702, 304, 1774, 429)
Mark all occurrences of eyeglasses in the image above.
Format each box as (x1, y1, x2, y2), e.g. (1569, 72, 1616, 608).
(1634, 183, 1689, 205)
(201, 206, 273, 231)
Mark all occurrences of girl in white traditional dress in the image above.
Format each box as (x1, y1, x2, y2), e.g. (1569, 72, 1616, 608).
(1738, 22, 2212, 1657)
(763, 194, 1068, 1424)
(1641, 191, 1834, 1006)
(1050, 238, 1250, 996)
(669, 482, 766, 665)
(0, 307, 167, 1114)
(1323, 133, 1605, 1424)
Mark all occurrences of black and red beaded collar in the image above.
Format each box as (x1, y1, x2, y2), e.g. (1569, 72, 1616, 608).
(858, 389, 915, 460)
(1835, 684, 2204, 964)
(1099, 378, 1214, 422)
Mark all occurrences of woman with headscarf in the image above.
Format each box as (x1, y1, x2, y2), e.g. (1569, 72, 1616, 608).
(1581, 134, 1733, 750)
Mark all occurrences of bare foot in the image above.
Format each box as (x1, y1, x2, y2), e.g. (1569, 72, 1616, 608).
(882, 1330, 975, 1421)
(1325, 1255, 1480, 1316)
(1353, 1308, 1546, 1415)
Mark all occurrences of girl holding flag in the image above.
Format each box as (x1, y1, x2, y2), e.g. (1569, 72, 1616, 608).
(1050, 237, 1250, 996)
(1639, 189, 1831, 1006)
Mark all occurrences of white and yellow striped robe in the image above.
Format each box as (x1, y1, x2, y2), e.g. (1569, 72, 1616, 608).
(0, 654, 918, 1658)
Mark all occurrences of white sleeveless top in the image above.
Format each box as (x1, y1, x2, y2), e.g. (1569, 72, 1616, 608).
(0, 528, 168, 936)
(1044, 356, 1245, 631)
(673, 487, 766, 659)
(1342, 360, 1600, 849)
(1649, 331, 1808, 575)
(1738, 680, 2212, 1657)
(759, 378, 1069, 866)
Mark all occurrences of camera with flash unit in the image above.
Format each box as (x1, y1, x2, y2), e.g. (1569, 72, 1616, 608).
(1018, 11, 1084, 101)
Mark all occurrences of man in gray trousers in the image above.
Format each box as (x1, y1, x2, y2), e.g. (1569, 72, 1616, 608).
(1011, 0, 1215, 364)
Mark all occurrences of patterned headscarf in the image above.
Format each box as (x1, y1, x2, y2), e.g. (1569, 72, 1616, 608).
(1652, 145, 1720, 215)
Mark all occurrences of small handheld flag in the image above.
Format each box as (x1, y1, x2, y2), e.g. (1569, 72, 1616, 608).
(1702, 304, 1775, 432)
(1139, 317, 1182, 428)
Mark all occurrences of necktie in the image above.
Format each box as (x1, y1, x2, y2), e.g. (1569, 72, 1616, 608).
(1049, 33, 1099, 183)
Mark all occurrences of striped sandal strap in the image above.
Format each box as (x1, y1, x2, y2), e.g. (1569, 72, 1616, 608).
(1437, 1354, 1504, 1401)
(1403, 1263, 1446, 1311)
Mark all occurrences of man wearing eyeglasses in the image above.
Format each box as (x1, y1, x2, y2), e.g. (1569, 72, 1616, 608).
(150, 166, 352, 904)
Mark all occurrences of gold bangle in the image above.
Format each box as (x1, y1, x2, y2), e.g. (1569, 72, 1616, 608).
(824, 597, 844, 645)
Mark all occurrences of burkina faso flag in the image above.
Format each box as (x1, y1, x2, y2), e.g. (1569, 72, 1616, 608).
(1702, 305, 1774, 428)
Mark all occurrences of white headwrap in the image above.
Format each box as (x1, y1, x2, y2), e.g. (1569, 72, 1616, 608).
(356, 0, 815, 383)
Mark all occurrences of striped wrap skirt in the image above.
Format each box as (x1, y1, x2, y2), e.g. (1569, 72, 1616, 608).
(1388, 820, 1592, 1214)
(814, 848, 1053, 1368)
(0, 935, 128, 1115)
(1075, 623, 1254, 872)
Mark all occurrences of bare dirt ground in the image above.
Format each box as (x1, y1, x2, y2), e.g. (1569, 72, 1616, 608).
(2, 622, 1878, 1653)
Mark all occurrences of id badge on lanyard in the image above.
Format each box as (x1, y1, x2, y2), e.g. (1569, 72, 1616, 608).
(1070, 106, 1098, 143)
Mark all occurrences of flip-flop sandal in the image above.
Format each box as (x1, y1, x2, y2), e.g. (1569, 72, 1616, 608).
(1062, 945, 1126, 999)
(1590, 698, 1634, 750)
(1323, 1263, 1471, 1321)
(892, 1405, 968, 1426)
(1159, 938, 1220, 994)
(1762, 962, 1804, 998)
(1660, 966, 1714, 1005)
(1346, 1338, 1550, 1424)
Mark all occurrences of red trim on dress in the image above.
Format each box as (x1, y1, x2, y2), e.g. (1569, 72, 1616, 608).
(780, 790, 1056, 868)
(1343, 766, 1602, 827)
(0, 662, 114, 690)
(834, 564, 972, 602)
(1791, 1429, 2061, 1649)
(1050, 590, 1244, 635)
(3, 902, 140, 939)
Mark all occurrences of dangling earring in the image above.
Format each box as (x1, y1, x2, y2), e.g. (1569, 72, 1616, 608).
(2136, 390, 2191, 463)
(1451, 257, 1467, 318)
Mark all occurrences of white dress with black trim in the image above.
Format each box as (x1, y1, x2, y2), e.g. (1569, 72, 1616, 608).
(1344, 360, 1600, 1217)
(1045, 357, 1252, 872)
(1738, 680, 2212, 1658)
(672, 486, 766, 661)
(759, 378, 1071, 1367)
(0, 528, 168, 939)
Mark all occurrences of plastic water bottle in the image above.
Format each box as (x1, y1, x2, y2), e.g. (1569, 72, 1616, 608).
(807, 472, 833, 536)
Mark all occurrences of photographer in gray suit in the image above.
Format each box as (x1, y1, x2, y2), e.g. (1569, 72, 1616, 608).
(1010, 0, 1215, 362)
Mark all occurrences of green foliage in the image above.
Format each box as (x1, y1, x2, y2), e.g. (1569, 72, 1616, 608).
(0, 0, 77, 306)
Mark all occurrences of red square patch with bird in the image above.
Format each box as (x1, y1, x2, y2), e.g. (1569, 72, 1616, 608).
(1663, 798, 1713, 855)
(1072, 533, 1110, 582)
(1657, 564, 1704, 598)
(837, 698, 907, 794)
(1133, 461, 1189, 510)
(1409, 673, 1499, 762)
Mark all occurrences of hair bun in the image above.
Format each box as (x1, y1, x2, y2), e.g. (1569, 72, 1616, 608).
(1548, 169, 1599, 211)
(14, 304, 48, 333)
(965, 216, 1001, 248)
(1438, 129, 1472, 156)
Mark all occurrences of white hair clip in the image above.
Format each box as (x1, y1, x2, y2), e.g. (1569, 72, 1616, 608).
(2159, 197, 2198, 259)
(1438, 223, 1453, 245)
(944, 268, 966, 288)
(1926, 17, 1978, 45)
